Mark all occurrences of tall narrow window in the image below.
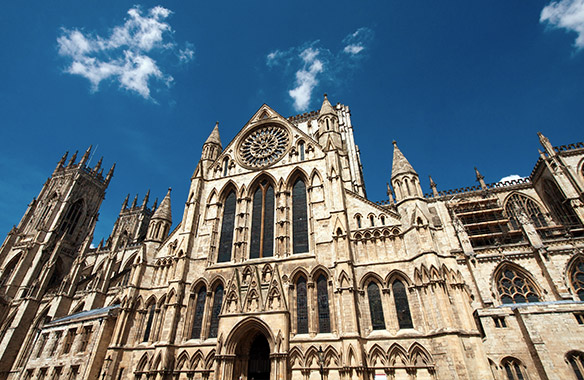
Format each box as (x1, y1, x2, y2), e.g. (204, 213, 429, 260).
(393, 280, 413, 329)
(296, 276, 308, 334)
(223, 158, 229, 176)
(568, 351, 584, 380)
(59, 199, 84, 235)
(316, 275, 331, 333)
(367, 282, 385, 330)
(249, 181, 274, 259)
(217, 191, 236, 262)
(370, 215, 375, 227)
(505, 193, 547, 229)
(191, 286, 206, 339)
(292, 178, 309, 254)
(570, 258, 584, 301)
(496, 266, 540, 304)
(208, 285, 223, 338)
(356, 215, 362, 229)
(543, 179, 582, 227)
(299, 142, 305, 161)
(143, 303, 156, 342)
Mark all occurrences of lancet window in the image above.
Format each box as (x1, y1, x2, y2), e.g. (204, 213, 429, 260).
(59, 199, 84, 235)
(191, 286, 206, 339)
(142, 303, 156, 342)
(496, 266, 540, 304)
(250, 180, 274, 259)
(292, 178, 309, 254)
(208, 284, 223, 338)
(217, 191, 236, 262)
(501, 357, 526, 380)
(568, 351, 584, 380)
(392, 280, 413, 329)
(367, 281, 385, 330)
(543, 179, 581, 227)
(505, 193, 547, 229)
(316, 274, 331, 333)
(299, 142, 305, 161)
(296, 276, 308, 334)
(570, 257, 584, 301)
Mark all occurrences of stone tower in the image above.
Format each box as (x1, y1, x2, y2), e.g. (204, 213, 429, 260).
(0, 147, 113, 379)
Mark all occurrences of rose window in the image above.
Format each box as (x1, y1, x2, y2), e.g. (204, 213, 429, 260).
(239, 125, 290, 168)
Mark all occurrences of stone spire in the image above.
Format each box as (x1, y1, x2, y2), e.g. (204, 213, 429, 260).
(121, 194, 129, 212)
(429, 175, 439, 197)
(79, 145, 92, 166)
(475, 167, 487, 190)
(319, 93, 336, 117)
(317, 94, 342, 151)
(537, 132, 555, 157)
(142, 189, 150, 209)
(391, 141, 417, 179)
(205, 122, 222, 147)
(152, 188, 172, 223)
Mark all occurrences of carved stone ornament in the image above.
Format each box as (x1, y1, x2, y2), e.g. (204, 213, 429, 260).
(238, 124, 290, 169)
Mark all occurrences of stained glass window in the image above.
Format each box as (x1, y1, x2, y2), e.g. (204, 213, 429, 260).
(505, 193, 547, 229)
(568, 352, 584, 380)
(208, 285, 223, 338)
(571, 258, 584, 301)
(393, 280, 413, 329)
(250, 181, 274, 259)
(191, 287, 206, 339)
(317, 275, 331, 333)
(296, 276, 308, 334)
(367, 282, 385, 330)
(143, 303, 156, 342)
(292, 179, 309, 254)
(217, 191, 236, 262)
(496, 267, 540, 304)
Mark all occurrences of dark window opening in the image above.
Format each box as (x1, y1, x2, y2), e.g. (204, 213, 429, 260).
(367, 282, 385, 330)
(208, 285, 224, 338)
(316, 275, 331, 333)
(296, 276, 308, 334)
(217, 191, 236, 262)
(292, 179, 309, 254)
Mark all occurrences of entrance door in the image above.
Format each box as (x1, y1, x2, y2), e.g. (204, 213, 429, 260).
(247, 334, 270, 380)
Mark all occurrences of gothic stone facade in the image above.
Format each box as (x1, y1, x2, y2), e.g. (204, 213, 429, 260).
(1, 96, 584, 380)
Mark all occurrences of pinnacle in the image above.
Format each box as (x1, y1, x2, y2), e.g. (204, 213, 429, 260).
(391, 141, 417, 179)
(204, 122, 222, 147)
(152, 188, 172, 222)
(319, 93, 336, 117)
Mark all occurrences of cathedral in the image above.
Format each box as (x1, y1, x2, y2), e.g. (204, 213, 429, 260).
(1, 95, 584, 380)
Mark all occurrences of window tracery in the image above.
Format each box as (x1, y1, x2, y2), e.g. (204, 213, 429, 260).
(143, 303, 156, 342)
(250, 180, 274, 259)
(505, 193, 547, 229)
(568, 351, 584, 380)
(367, 281, 385, 330)
(59, 199, 84, 235)
(217, 191, 236, 262)
(570, 257, 584, 301)
(543, 179, 581, 227)
(496, 266, 540, 304)
(501, 357, 526, 380)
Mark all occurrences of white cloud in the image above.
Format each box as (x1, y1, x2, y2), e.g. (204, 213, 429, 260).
(57, 6, 193, 100)
(267, 27, 374, 111)
(541, 0, 584, 48)
(499, 174, 525, 183)
(288, 48, 324, 111)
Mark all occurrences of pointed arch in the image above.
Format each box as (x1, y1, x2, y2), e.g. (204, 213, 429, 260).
(136, 353, 150, 371)
(408, 343, 433, 366)
(500, 356, 527, 380)
(206, 189, 218, 205)
(368, 344, 387, 367)
(392, 278, 413, 329)
(288, 346, 304, 368)
(504, 192, 548, 229)
(190, 284, 207, 339)
(217, 185, 237, 263)
(208, 283, 224, 338)
(568, 255, 584, 301)
(566, 350, 584, 380)
(176, 351, 190, 371)
(347, 345, 357, 367)
(249, 173, 276, 259)
(367, 281, 386, 330)
(494, 262, 541, 304)
(0, 252, 21, 286)
(291, 175, 309, 254)
(310, 265, 332, 280)
(316, 273, 331, 333)
(204, 349, 216, 370)
(59, 198, 85, 235)
(295, 274, 309, 334)
(305, 346, 320, 368)
(324, 346, 340, 367)
(388, 343, 409, 366)
(310, 169, 323, 187)
(190, 350, 204, 370)
(359, 272, 385, 289)
(386, 270, 413, 287)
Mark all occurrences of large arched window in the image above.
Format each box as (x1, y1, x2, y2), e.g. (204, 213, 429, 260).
(316, 274, 331, 333)
(570, 257, 584, 301)
(191, 286, 206, 339)
(367, 281, 385, 330)
(217, 191, 236, 262)
(250, 180, 274, 259)
(296, 276, 308, 334)
(59, 199, 84, 235)
(292, 178, 309, 254)
(143, 303, 156, 342)
(501, 357, 526, 380)
(543, 179, 581, 227)
(496, 266, 540, 304)
(208, 284, 223, 338)
(392, 280, 413, 329)
(505, 193, 547, 229)
(568, 351, 584, 380)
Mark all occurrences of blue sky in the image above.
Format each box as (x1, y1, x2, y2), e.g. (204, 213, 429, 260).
(1, 1, 583, 243)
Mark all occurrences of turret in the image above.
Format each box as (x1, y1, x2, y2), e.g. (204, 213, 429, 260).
(391, 141, 423, 202)
(475, 167, 487, 190)
(429, 176, 439, 197)
(146, 188, 172, 243)
(538, 132, 556, 157)
(201, 122, 222, 161)
(317, 94, 343, 151)
(79, 145, 92, 166)
(142, 189, 150, 209)
(54, 151, 68, 173)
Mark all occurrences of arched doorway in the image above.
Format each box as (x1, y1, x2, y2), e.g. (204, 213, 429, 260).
(248, 333, 270, 380)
